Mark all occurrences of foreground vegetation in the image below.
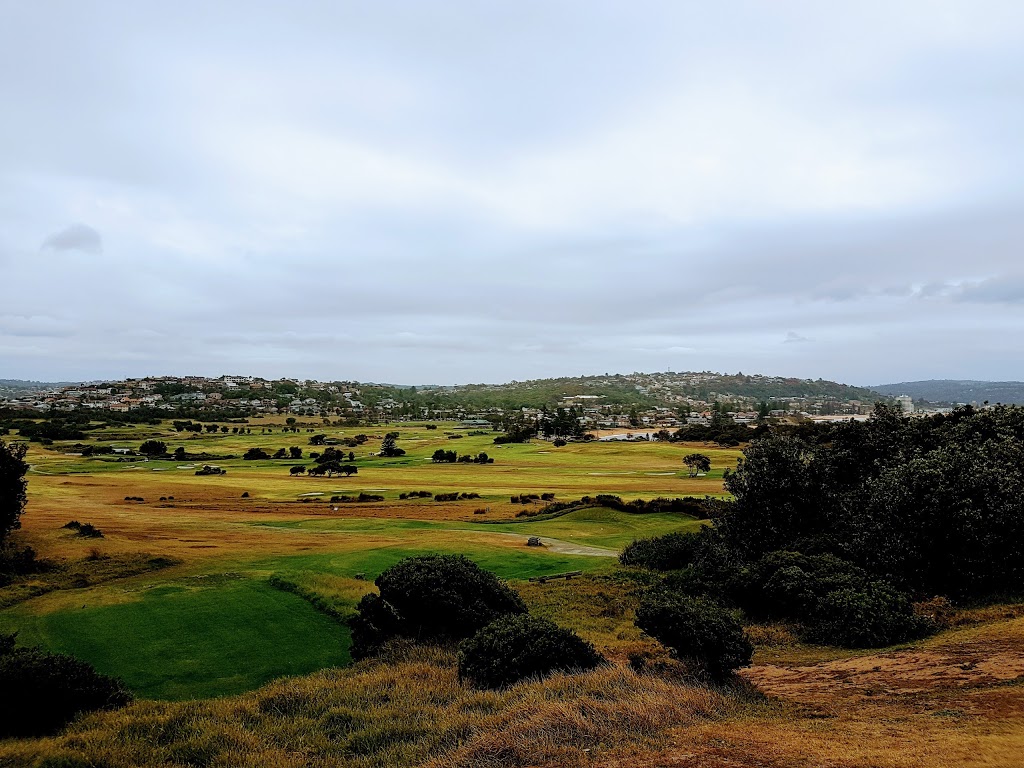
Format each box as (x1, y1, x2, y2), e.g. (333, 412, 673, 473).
(1, 405, 1023, 766)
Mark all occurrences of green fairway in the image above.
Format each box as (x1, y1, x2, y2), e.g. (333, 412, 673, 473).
(0, 578, 351, 700)
(252, 506, 704, 552)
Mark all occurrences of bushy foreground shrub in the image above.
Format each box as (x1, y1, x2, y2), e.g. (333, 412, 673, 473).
(350, 555, 527, 659)
(458, 614, 604, 688)
(634, 593, 752, 680)
(0, 634, 132, 737)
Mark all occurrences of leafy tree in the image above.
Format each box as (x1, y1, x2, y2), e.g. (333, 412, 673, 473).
(635, 592, 752, 680)
(272, 448, 287, 459)
(682, 453, 711, 477)
(350, 555, 527, 659)
(289, 465, 306, 475)
(138, 440, 167, 456)
(243, 447, 270, 460)
(289, 446, 303, 459)
(0, 441, 28, 547)
(458, 615, 604, 688)
(379, 432, 405, 457)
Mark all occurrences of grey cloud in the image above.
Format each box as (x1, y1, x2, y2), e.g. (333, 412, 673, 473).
(952, 275, 1024, 304)
(3, 2, 1024, 384)
(41, 224, 102, 254)
(784, 332, 812, 344)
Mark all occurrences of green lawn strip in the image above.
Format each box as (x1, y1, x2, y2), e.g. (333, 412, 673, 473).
(249, 508, 701, 551)
(0, 578, 351, 701)
(251, 543, 614, 585)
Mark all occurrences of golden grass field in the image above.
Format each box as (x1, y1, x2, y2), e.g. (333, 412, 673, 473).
(1, 417, 1023, 766)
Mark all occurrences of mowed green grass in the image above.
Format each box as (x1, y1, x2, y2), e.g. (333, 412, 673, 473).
(256, 506, 705, 552)
(0, 578, 351, 700)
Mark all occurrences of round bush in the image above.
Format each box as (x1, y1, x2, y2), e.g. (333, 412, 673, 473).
(803, 581, 933, 648)
(0, 637, 132, 737)
(458, 614, 604, 688)
(349, 555, 527, 658)
(635, 592, 752, 680)
(620, 531, 702, 571)
(745, 550, 868, 621)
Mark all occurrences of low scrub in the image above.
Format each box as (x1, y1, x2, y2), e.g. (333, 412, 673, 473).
(635, 592, 752, 680)
(458, 614, 605, 689)
(0, 633, 132, 737)
(349, 555, 526, 659)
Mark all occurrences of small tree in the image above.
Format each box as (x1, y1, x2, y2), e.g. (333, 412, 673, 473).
(635, 592, 752, 680)
(289, 446, 303, 459)
(243, 448, 270, 460)
(0, 441, 28, 547)
(380, 432, 406, 458)
(289, 465, 306, 475)
(138, 440, 167, 457)
(458, 615, 604, 688)
(683, 453, 711, 477)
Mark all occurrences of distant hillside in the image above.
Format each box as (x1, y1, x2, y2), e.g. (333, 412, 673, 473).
(0, 379, 73, 397)
(871, 380, 1024, 405)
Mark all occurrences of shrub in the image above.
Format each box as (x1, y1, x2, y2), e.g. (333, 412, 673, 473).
(620, 531, 702, 571)
(803, 581, 934, 648)
(349, 555, 527, 659)
(743, 550, 868, 621)
(0, 635, 132, 737)
(635, 592, 752, 680)
(458, 614, 604, 688)
(552, 438, 567, 447)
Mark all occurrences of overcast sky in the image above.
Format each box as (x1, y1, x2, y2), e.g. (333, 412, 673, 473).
(2, 1, 1023, 385)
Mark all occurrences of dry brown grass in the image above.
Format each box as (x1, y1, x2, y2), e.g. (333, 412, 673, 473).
(0, 647, 735, 768)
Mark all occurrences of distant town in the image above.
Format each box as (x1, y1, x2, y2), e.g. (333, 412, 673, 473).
(0, 370, 965, 429)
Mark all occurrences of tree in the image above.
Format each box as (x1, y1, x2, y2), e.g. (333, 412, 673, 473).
(0, 441, 28, 547)
(138, 440, 167, 457)
(243, 447, 270, 460)
(458, 615, 604, 689)
(379, 432, 405, 457)
(289, 446, 303, 459)
(682, 453, 711, 477)
(289, 465, 306, 475)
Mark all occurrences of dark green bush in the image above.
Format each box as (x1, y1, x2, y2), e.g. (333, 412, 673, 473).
(803, 581, 933, 648)
(620, 531, 702, 571)
(349, 555, 527, 659)
(0, 634, 132, 737)
(744, 550, 868, 620)
(635, 592, 752, 680)
(458, 614, 604, 688)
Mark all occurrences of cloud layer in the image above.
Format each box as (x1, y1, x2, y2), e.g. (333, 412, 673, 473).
(2, 1, 1023, 384)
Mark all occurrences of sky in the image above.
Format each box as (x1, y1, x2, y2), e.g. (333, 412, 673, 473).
(2, 0, 1024, 386)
